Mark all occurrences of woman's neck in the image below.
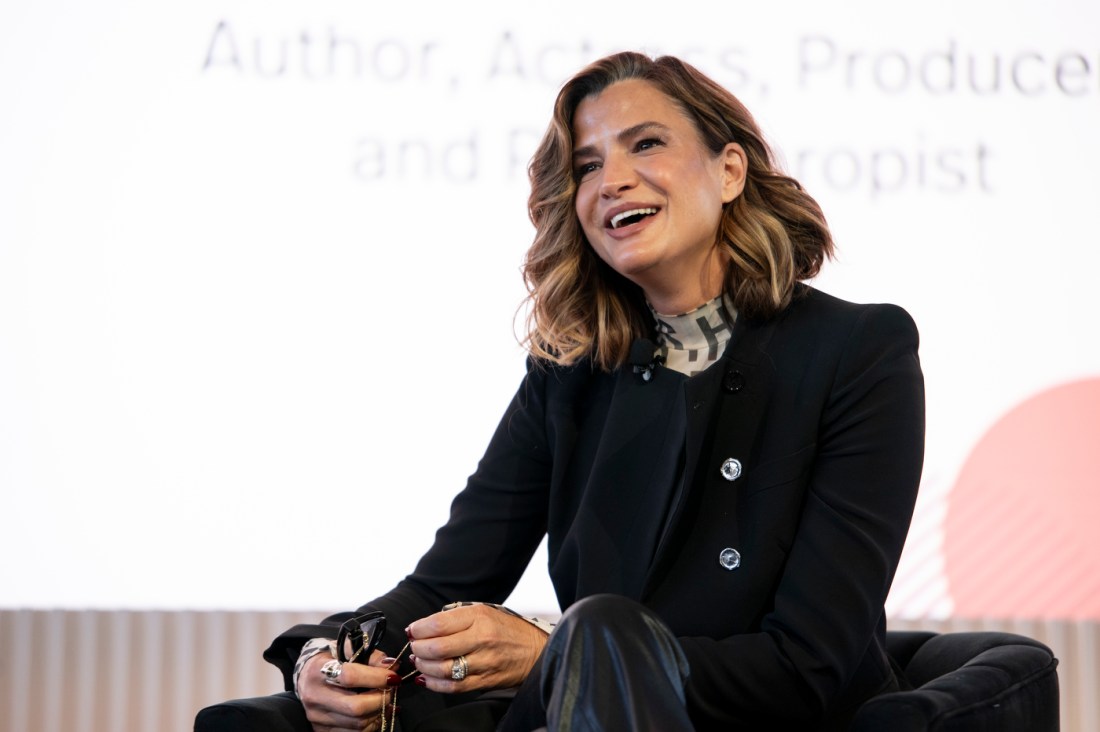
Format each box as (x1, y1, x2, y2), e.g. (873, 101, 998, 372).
(639, 251, 728, 316)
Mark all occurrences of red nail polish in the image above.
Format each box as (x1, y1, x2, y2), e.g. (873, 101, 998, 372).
(414, 675, 426, 687)
(405, 626, 414, 640)
(386, 672, 401, 686)
(381, 657, 398, 667)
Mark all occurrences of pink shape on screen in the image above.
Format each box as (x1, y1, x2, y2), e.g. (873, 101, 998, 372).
(945, 378, 1100, 620)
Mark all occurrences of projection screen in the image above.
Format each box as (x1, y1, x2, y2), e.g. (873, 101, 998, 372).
(2, 0, 1098, 618)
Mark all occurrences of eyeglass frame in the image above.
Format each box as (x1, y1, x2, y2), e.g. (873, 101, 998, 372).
(336, 611, 387, 664)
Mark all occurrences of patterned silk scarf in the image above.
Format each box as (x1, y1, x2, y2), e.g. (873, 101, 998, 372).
(650, 295, 737, 376)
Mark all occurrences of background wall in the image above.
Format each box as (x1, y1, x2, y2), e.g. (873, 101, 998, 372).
(1, 1, 1098, 726)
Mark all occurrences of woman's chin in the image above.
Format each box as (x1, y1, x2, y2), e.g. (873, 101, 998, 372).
(600, 250, 660, 283)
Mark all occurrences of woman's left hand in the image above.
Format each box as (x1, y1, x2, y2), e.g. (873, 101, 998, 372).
(406, 604, 547, 692)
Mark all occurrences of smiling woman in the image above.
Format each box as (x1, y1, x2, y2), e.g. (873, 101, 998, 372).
(200, 51, 924, 732)
(570, 80, 745, 315)
(524, 52, 835, 372)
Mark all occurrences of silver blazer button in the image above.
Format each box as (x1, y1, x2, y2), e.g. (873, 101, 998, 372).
(719, 548, 742, 570)
(720, 458, 742, 481)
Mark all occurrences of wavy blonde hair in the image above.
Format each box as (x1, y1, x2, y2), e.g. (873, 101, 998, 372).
(523, 52, 833, 371)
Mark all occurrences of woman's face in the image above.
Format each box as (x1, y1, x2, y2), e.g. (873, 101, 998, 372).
(572, 78, 746, 313)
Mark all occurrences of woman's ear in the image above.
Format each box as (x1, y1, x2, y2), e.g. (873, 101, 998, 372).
(720, 143, 748, 203)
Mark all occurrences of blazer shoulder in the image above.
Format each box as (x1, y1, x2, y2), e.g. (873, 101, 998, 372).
(786, 285, 919, 342)
(517, 355, 618, 420)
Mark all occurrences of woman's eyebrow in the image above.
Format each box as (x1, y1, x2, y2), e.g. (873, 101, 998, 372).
(572, 121, 673, 161)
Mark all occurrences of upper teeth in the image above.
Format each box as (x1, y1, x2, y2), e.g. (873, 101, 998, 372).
(610, 207, 657, 229)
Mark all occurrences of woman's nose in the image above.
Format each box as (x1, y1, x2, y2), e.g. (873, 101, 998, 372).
(598, 153, 637, 196)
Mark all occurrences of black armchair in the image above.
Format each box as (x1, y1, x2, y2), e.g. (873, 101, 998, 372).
(196, 631, 1060, 731)
(851, 630, 1060, 731)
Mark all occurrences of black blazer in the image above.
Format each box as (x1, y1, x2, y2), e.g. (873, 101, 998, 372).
(266, 285, 925, 730)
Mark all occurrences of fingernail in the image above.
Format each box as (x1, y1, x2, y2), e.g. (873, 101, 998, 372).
(405, 626, 414, 640)
(414, 675, 427, 687)
(408, 654, 418, 666)
(381, 657, 398, 667)
(386, 672, 401, 687)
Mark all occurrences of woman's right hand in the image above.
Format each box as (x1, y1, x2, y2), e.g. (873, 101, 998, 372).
(297, 650, 401, 732)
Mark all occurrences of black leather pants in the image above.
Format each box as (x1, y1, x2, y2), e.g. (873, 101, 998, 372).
(498, 594, 694, 732)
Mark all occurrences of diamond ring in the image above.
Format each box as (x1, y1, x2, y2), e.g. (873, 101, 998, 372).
(450, 655, 469, 681)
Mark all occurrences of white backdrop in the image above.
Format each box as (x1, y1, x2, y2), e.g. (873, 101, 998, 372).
(2, 0, 1098, 616)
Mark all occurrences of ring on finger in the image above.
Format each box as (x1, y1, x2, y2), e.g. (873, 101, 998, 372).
(321, 659, 343, 683)
(450, 655, 469, 681)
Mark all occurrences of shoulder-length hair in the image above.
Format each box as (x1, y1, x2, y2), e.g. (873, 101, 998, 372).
(522, 51, 833, 371)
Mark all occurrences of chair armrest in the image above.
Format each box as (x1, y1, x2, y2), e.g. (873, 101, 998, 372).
(195, 691, 311, 732)
(852, 633, 1059, 732)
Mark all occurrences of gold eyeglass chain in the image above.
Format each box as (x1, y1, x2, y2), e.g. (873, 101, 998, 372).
(379, 640, 416, 732)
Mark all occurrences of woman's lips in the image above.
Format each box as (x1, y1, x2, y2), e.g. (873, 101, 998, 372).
(604, 206, 661, 239)
(609, 206, 659, 229)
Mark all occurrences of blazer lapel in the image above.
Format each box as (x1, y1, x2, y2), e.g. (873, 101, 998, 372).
(566, 356, 686, 599)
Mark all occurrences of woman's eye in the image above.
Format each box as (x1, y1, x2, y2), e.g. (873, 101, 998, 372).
(635, 138, 663, 152)
(575, 162, 600, 179)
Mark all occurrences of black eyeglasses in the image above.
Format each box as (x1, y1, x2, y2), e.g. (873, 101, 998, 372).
(332, 611, 417, 732)
(337, 611, 387, 664)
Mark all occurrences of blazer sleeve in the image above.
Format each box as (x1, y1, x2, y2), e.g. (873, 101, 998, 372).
(679, 303, 925, 725)
(263, 359, 555, 689)
(394, 358, 554, 605)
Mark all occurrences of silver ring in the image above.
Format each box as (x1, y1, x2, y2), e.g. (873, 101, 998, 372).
(450, 655, 468, 681)
(321, 659, 343, 682)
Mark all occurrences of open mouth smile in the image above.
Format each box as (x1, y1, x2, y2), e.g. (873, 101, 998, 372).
(606, 206, 659, 230)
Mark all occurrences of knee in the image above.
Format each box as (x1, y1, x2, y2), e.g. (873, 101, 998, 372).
(554, 595, 686, 669)
(557, 593, 656, 636)
(560, 593, 638, 625)
(544, 594, 690, 699)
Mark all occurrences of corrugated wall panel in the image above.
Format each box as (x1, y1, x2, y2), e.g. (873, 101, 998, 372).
(0, 610, 320, 732)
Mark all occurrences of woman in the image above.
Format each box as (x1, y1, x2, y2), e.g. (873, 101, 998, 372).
(259, 51, 924, 731)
